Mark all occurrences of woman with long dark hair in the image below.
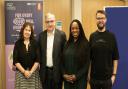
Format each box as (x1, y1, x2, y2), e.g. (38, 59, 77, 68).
(62, 19, 90, 89)
(13, 22, 42, 89)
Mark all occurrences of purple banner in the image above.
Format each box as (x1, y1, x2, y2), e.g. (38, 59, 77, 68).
(5, 0, 43, 89)
(5, 0, 43, 44)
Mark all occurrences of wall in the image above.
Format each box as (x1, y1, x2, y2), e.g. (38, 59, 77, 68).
(0, 0, 6, 88)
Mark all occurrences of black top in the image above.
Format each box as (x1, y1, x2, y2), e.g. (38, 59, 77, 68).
(62, 40, 90, 81)
(89, 30, 119, 80)
(13, 39, 40, 70)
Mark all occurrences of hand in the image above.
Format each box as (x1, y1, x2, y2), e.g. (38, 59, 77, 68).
(24, 70, 31, 78)
(70, 74, 76, 81)
(63, 74, 73, 83)
(63, 74, 70, 81)
(111, 75, 116, 85)
(63, 74, 76, 83)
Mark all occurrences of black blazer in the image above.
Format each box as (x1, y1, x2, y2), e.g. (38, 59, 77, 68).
(38, 29, 66, 83)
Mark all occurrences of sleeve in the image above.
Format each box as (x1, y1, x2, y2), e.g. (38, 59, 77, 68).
(37, 32, 43, 65)
(89, 34, 92, 46)
(112, 35, 119, 60)
(75, 43, 90, 80)
(35, 40, 40, 63)
(89, 34, 93, 61)
(61, 32, 67, 75)
(61, 43, 67, 75)
(61, 31, 67, 48)
(13, 42, 19, 65)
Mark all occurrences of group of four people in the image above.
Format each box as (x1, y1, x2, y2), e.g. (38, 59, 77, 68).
(13, 10, 119, 89)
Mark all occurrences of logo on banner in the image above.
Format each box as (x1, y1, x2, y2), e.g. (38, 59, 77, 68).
(13, 18, 25, 26)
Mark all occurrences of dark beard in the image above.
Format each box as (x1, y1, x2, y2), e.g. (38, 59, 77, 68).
(97, 24, 105, 31)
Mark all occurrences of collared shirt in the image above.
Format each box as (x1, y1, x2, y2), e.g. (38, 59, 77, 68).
(46, 30, 55, 67)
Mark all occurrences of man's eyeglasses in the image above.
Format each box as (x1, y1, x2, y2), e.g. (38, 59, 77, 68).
(45, 20, 55, 23)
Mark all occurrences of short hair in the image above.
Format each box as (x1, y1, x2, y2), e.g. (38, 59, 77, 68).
(45, 13, 55, 20)
(19, 22, 34, 41)
(96, 10, 106, 17)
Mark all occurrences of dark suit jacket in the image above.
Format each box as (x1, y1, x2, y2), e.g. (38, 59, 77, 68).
(38, 29, 66, 83)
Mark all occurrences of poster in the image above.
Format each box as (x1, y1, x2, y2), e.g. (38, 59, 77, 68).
(56, 21, 62, 30)
(5, 0, 43, 89)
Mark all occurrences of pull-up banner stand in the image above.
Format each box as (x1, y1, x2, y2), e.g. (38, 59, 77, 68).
(105, 6, 128, 89)
(5, 0, 43, 89)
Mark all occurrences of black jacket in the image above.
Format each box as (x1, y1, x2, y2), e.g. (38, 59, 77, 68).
(38, 29, 66, 83)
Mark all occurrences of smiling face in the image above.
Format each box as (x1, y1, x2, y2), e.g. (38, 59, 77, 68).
(23, 25, 31, 40)
(96, 13, 107, 31)
(71, 22, 80, 40)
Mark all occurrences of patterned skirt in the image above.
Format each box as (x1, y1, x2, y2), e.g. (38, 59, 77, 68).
(15, 70, 42, 89)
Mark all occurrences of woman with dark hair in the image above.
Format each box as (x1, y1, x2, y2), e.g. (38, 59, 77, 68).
(62, 19, 90, 89)
(13, 22, 42, 89)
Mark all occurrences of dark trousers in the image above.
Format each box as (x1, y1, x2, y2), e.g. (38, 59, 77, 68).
(90, 79, 112, 89)
(43, 67, 62, 89)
